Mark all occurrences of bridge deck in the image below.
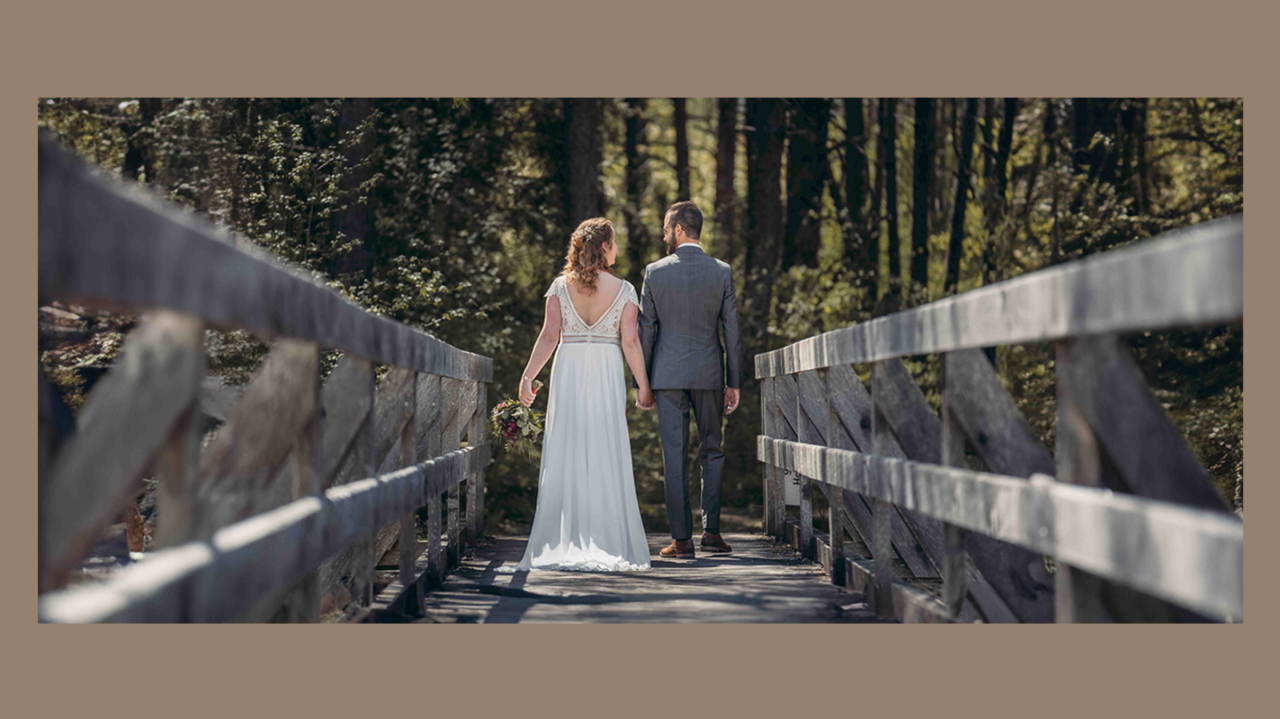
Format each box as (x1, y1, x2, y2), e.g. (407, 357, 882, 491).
(407, 533, 886, 623)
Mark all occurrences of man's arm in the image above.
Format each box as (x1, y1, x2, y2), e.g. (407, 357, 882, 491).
(636, 266, 658, 389)
(720, 268, 743, 391)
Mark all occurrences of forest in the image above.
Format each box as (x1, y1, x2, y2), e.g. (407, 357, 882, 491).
(37, 97, 1244, 541)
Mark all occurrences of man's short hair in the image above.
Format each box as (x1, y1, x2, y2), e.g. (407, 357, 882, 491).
(665, 201, 703, 239)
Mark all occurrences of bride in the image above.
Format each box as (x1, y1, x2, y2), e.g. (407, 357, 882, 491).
(501, 217, 655, 572)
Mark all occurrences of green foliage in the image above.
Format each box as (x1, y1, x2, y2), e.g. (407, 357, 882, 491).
(37, 96, 1245, 534)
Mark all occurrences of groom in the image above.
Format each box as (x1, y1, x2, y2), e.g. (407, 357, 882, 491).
(636, 201, 743, 559)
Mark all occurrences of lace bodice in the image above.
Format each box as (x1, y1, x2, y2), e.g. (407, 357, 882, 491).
(545, 275, 639, 343)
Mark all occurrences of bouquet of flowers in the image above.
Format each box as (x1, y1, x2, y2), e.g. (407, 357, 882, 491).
(488, 380, 545, 458)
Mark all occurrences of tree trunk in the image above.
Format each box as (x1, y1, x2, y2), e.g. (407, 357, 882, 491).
(333, 98, 377, 281)
(121, 98, 162, 184)
(910, 98, 933, 306)
(844, 98, 873, 315)
(715, 99, 739, 263)
(943, 98, 978, 296)
(929, 99, 946, 236)
(784, 99, 830, 269)
(981, 98, 1017, 365)
(1135, 98, 1150, 214)
(565, 99, 603, 226)
(674, 98, 690, 201)
(844, 99, 866, 250)
(881, 98, 901, 310)
(982, 98, 995, 183)
(625, 98, 650, 288)
(744, 99, 786, 360)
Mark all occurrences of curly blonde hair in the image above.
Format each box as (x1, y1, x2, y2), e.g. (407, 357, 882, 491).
(561, 217, 616, 295)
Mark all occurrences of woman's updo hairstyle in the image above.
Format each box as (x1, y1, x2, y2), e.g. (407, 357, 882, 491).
(561, 217, 615, 295)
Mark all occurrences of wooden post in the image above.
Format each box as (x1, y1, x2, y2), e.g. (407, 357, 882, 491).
(939, 357, 968, 618)
(151, 404, 202, 549)
(398, 371, 423, 617)
(766, 378, 786, 540)
(466, 380, 486, 547)
(351, 359, 377, 609)
(272, 353, 324, 622)
(423, 374, 444, 589)
(794, 373, 816, 561)
(760, 376, 775, 536)
(870, 361, 896, 619)
(442, 377, 471, 568)
(798, 369, 841, 583)
(1054, 338, 1109, 623)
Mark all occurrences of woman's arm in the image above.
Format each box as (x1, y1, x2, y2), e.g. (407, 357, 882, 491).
(519, 295, 562, 407)
(621, 302, 654, 410)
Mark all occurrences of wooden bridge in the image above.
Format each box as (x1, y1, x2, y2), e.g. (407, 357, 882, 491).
(36, 135, 1244, 623)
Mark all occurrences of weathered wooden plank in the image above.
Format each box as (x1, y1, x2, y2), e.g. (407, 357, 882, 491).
(773, 373, 799, 441)
(1053, 337, 1214, 622)
(398, 372, 423, 617)
(760, 377, 776, 535)
(869, 363, 896, 619)
(1056, 334, 1231, 512)
(823, 363, 941, 579)
(443, 378, 471, 567)
(40, 311, 205, 591)
(343, 362, 377, 610)
(187, 339, 320, 541)
(319, 362, 436, 611)
(940, 362, 969, 619)
(261, 356, 325, 623)
(38, 444, 491, 623)
(422, 375, 445, 588)
(198, 375, 244, 427)
(316, 356, 376, 488)
(874, 358, 1051, 623)
(466, 381, 487, 545)
(757, 438, 1243, 621)
(756, 214, 1243, 377)
(945, 349, 1056, 478)
(151, 405, 203, 549)
(795, 371, 823, 561)
(785, 518, 957, 624)
(38, 135, 491, 383)
(819, 376, 845, 586)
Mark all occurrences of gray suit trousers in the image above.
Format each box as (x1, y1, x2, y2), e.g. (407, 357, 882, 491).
(656, 388, 725, 541)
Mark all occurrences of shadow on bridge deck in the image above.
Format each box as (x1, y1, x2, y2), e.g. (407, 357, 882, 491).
(405, 533, 888, 623)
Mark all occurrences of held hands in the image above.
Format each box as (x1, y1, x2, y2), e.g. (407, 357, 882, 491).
(724, 387, 740, 415)
(635, 386, 656, 411)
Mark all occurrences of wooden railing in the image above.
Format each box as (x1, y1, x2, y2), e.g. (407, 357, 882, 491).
(37, 134, 493, 622)
(755, 215, 1244, 623)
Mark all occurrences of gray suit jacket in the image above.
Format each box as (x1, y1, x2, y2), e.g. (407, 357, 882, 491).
(639, 244, 743, 391)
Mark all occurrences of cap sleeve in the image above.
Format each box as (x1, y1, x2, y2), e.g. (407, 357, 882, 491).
(622, 281, 639, 309)
(544, 275, 563, 298)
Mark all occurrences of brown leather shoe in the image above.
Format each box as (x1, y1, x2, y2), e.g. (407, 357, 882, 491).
(700, 533, 733, 553)
(659, 539, 695, 559)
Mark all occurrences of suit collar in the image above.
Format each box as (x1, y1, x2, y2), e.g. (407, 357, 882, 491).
(675, 243, 704, 255)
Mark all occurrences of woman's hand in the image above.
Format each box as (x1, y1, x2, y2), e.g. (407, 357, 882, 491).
(636, 386, 656, 411)
(519, 377, 537, 407)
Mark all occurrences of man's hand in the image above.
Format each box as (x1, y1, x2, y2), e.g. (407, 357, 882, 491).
(724, 387, 740, 415)
(636, 386, 657, 411)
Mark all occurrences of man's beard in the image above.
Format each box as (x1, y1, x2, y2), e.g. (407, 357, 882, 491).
(665, 236, 678, 255)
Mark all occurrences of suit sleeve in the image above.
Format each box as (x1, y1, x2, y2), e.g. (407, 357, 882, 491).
(637, 266, 658, 389)
(720, 267, 743, 390)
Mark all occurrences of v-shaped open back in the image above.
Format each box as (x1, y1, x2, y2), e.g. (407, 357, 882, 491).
(546, 275, 639, 344)
(565, 278, 626, 328)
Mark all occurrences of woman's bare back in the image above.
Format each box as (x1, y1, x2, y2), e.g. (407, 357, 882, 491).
(565, 273, 626, 326)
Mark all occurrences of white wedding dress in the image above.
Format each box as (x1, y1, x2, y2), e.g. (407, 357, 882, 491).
(498, 275, 652, 572)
